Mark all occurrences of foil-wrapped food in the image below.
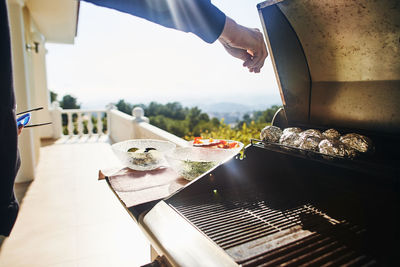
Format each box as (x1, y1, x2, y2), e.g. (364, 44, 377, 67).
(318, 139, 358, 159)
(259, 125, 373, 159)
(283, 127, 302, 135)
(298, 129, 323, 151)
(260, 126, 283, 143)
(322, 128, 341, 140)
(279, 127, 302, 147)
(340, 133, 374, 153)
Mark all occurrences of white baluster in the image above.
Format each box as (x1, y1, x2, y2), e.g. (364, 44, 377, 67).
(77, 112, 83, 136)
(87, 112, 93, 135)
(67, 113, 73, 135)
(97, 112, 102, 135)
(106, 104, 116, 137)
(51, 101, 63, 138)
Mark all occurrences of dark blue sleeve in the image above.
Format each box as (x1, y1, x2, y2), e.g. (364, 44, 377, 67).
(83, 0, 226, 43)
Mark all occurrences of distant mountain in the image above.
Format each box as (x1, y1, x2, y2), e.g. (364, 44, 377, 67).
(198, 102, 254, 113)
(190, 94, 281, 114)
(79, 93, 282, 113)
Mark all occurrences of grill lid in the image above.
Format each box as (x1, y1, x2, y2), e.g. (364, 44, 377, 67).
(258, 0, 400, 134)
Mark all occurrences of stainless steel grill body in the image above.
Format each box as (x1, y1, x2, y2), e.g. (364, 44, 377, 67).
(139, 1, 400, 266)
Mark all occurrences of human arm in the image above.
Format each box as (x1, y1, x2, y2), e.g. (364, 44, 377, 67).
(83, 0, 226, 43)
(82, 0, 268, 72)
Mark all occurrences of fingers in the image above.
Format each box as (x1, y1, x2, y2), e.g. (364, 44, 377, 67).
(243, 31, 268, 71)
(236, 30, 267, 72)
(17, 126, 23, 136)
(234, 48, 252, 62)
(222, 43, 252, 62)
(243, 48, 266, 72)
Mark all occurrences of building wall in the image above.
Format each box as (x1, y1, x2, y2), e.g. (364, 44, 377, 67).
(7, 0, 54, 182)
(7, 0, 78, 182)
(7, 0, 37, 182)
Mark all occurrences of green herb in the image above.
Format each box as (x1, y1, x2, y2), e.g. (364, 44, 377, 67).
(181, 160, 217, 181)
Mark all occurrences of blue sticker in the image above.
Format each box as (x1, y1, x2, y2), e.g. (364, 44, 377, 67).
(16, 113, 31, 127)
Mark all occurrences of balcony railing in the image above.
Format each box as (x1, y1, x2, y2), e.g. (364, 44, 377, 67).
(49, 102, 188, 147)
(62, 109, 107, 136)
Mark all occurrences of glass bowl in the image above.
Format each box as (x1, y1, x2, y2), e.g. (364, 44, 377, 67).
(111, 139, 176, 171)
(165, 146, 237, 181)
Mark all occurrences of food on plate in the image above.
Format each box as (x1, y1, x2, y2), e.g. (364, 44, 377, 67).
(318, 139, 357, 158)
(128, 149, 162, 167)
(279, 127, 302, 147)
(322, 128, 341, 140)
(127, 147, 162, 167)
(128, 147, 157, 153)
(340, 133, 374, 153)
(260, 126, 283, 143)
(298, 129, 323, 151)
(180, 160, 217, 181)
(112, 139, 176, 171)
(192, 137, 240, 149)
(165, 146, 232, 181)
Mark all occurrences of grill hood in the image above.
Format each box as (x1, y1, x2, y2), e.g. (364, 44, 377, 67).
(258, 0, 400, 134)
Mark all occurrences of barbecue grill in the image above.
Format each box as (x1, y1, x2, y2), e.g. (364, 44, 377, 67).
(127, 0, 400, 266)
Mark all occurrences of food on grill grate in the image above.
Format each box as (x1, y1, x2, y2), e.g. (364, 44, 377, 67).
(283, 127, 302, 134)
(298, 129, 323, 151)
(279, 127, 302, 147)
(260, 126, 283, 143)
(340, 133, 374, 153)
(300, 129, 323, 139)
(260, 126, 373, 159)
(322, 128, 341, 140)
(319, 139, 357, 158)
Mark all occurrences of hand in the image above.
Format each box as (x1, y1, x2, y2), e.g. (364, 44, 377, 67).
(17, 126, 23, 136)
(218, 17, 268, 73)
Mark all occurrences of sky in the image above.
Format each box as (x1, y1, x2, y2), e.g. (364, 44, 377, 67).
(45, 0, 281, 109)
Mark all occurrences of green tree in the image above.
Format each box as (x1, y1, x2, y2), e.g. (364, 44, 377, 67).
(164, 102, 186, 120)
(256, 105, 280, 124)
(50, 90, 58, 103)
(186, 107, 202, 132)
(60, 95, 80, 109)
(115, 99, 133, 115)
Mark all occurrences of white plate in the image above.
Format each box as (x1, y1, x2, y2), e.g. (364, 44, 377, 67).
(111, 139, 176, 171)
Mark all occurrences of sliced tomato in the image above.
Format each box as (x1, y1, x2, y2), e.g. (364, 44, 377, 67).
(229, 142, 239, 148)
(193, 137, 203, 144)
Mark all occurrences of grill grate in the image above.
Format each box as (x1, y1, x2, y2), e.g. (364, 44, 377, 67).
(170, 193, 375, 266)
